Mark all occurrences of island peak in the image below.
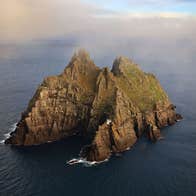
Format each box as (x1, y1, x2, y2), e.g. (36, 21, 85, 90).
(67, 49, 95, 69)
(112, 56, 140, 76)
(5, 50, 182, 162)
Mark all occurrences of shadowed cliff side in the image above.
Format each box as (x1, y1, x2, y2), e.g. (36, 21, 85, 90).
(5, 49, 182, 162)
(5, 49, 100, 145)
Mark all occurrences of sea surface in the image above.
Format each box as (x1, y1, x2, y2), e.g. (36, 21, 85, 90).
(0, 42, 196, 196)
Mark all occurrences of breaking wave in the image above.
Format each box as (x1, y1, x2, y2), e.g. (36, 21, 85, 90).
(0, 123, 17, 144)
(66, 157, 109, 167)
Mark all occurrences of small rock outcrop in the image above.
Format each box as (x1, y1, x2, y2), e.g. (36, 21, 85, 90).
(5, 49, 182, 162)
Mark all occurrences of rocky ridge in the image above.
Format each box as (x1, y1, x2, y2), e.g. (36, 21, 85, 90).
(5, 50, 182, 162)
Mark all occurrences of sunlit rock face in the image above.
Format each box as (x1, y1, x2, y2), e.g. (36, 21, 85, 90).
(5, 49, 182, 162)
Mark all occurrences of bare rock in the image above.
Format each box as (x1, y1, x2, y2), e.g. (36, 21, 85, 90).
(6, 50, 182, 162)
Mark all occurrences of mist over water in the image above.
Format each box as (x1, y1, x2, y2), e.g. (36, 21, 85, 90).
(0, 36, 196, 195)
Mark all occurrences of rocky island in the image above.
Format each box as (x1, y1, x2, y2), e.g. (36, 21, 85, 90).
(5, 50, 182, 162)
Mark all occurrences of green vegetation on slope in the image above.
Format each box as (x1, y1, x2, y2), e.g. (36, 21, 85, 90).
(114, 57, 169, 112)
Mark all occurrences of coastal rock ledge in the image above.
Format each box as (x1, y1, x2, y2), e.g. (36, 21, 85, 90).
(5, 50, 182, 162)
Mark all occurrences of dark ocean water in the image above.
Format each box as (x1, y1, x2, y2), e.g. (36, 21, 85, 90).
(0, 42, 196, 196)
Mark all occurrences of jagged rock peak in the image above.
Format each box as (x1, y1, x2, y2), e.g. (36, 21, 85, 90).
(111, 56, 140, 76)
(5, 50, 182, 162)
(68, 49, 94, 67)
(64, 49, 99, 80)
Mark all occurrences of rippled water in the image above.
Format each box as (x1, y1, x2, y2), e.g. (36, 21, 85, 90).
(0, 42, 196, 196)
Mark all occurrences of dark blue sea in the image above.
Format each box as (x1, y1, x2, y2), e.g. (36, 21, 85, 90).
(0, 41, 196, 196)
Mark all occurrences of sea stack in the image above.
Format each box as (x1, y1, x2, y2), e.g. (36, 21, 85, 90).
(5, 49, 182, 162)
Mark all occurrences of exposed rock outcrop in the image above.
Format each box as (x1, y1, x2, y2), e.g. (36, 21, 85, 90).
(5, 49, 182, 162)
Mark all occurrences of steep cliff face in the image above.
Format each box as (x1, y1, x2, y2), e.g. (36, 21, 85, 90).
(5, 50, 182, 162)
(6, 50, 100, 145)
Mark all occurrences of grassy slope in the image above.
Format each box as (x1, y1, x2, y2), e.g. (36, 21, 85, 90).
(115, 59, 169, 112)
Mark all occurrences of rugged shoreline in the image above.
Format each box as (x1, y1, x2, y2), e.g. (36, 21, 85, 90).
(5, 50, 182, 162)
